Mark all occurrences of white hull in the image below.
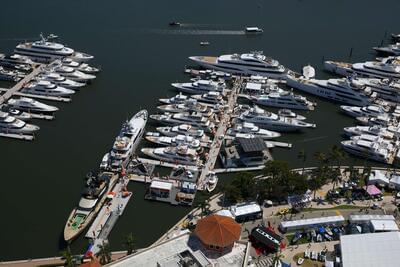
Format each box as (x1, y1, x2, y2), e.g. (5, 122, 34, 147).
(141, 148, 199, 166)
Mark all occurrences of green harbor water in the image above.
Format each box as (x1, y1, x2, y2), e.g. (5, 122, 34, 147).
(0, 0, 399, 261)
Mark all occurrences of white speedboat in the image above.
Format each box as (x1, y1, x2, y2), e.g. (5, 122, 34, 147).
(37, 72, 85, 90)
(373, 43, 400, 56)
(156, 124, 206, 139)
(69, 51, 94, 63)
(14, 34, 74, 63)
(171, 79, 225, 94)
(0, 111, 39, 134)
(324, 59, 400, 79)
(62, 58, 99, 74)
(7, 97, 58, 114)
(227, 122, 281, 139)
(100, 153, 110, 170)
(340, 105, 387, 118)
(238, 105, 315, 132)
(22, 81, 75, 97)
(145, 133, 202, 150)
(251, 90, 315, 110)
(159, 93, 189, 105)
(189, 51, 288, 78)
(245, 27, 263, 34)
(191, 91, 226, 105)
(341, 139, 394, 164)
(277, 109, 306, 120)
(344, 125, 396, 139)
(141, 145, 201, 166)
(1, 106, 32, 121)
(287, 66, 375, 106)
(54, 66, 96, 82)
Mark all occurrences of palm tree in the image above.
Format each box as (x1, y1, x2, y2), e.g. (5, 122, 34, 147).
(124, 232, 136, 255)
(197, 200, 211, 218)
(297, 149, 307, 174)
(314, 151, 328, 166)
(96, 241, 112, 265)
(61, 246, 75, 267)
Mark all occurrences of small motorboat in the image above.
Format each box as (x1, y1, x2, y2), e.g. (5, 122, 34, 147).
(200, 41, 210, 46)
(245, 27, 263, 34)
(169, 22, 181, 26)
(47, 33, 59, 40)
(206, 172, 218, 192)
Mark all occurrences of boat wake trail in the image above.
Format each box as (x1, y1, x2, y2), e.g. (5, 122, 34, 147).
(148, 29, 245, 35)
(295, 136, 329, 143)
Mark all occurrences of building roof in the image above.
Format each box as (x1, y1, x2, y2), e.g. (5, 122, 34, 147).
(237, 137, 267, 152)
(370, 219, 399, 232)
(341, 232, 400, 267)
(368, 170, 389, 185)
(250, 226, 283, 249)
(150, 180, 173, 190)
(280, 215, 345, 229)
(195, 214, 241, 247)
(349, 214, 395, 223)
(230, 202, 262, 217)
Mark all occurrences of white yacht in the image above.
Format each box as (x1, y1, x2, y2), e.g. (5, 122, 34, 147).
(171, 80, 225, 94)
(0, 111, 39, 134)
(21, 81, 75, 97)
(340, 105, 387, 118)
(156, 124, 206, 139)
(14, 34, 74, 62)
(356, 114, 394, 127)
(238, 105, 316, 132)
(191, 91, 226, 105)
(108, 110, 148, 171)
(100, 153, 110, 170)
(324, 59, 400, 79)
(287, 66, 375, 106)
(373, 43, 400, 56)
(227, 122, 281, 139)
(344, 125, 397, 139)
(53, 66, 96, 82)
(206, 172, 218, 192)
(157, 99, 211, 115)
(245, 27, 263, 34)
(69, 51, 94, 63)
(150, 112, 212, 130)
(251, 90, 315, 110)
(7, 97, 58, 114)
(278, 109, 306, 120)
(62, 58, 99, 74)
(350, 134, 398, 146)
(0, 67, 21, 82)
(145, 133, 202, 150)
(141, 145, 201, 166)
(341, 139, 394, 164)
(189, 51, 288, 78)
(1, 106, 32, 121)
(159, 93, 189, 105)
(350, 77, 400, 102)
(37, 72, 85, 90)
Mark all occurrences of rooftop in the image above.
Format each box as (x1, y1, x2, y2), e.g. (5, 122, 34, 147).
(341, 232, 400, 267)
(237, 137, 267, 153)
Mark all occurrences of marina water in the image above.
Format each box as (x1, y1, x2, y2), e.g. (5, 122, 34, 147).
(0, 0, 400, 260)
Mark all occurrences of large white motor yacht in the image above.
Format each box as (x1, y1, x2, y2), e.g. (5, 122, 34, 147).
(145, 133, 202, 150)
(227, 122, 281, 139)
(1, 106, 32, 121)
(350, 76, 400, 102)
(150, 112, 212, 131)
(37, 72, 85, 90)
(159, 93, 189, 105)
(343, 125, 397, 139)
(287, 66, 375, 106)
(21, 81, 75, 97)
(53, 65, 96, 82)
(0, 111, 39, 134)
(171, 80, 225, 95)
(189, 51, 288, 78)
(69, 51, 94, 63)
(157, 99, 211, 115)
(238, 105, 316, 132)
(156, 124, 206, 139)
(324, 58, 400, 79)
(373, 43, 400, 56)
(191, 91, 226, 105)
(141, 145, 201, 166)
(341, 139, 394, 164)
(61, 58, 99, 74)
(7, 97, 59, 114)
(14, 34, 74, 62)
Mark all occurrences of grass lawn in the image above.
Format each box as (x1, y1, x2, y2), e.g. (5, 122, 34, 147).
(293, 252, 324, 267)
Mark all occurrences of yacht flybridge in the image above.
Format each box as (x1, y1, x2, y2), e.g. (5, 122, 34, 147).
(189, 51, 288, 78)
(141, 145, 201, 166)
(21, 80, 75, 97)
(287, 66, 375, 106)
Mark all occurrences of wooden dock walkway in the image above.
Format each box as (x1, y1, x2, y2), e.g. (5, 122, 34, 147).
(0, 64, 44, 105)
(196, 77, 243, 190)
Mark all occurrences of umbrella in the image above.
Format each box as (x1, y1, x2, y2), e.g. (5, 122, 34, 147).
(107, 191, 116, 199)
